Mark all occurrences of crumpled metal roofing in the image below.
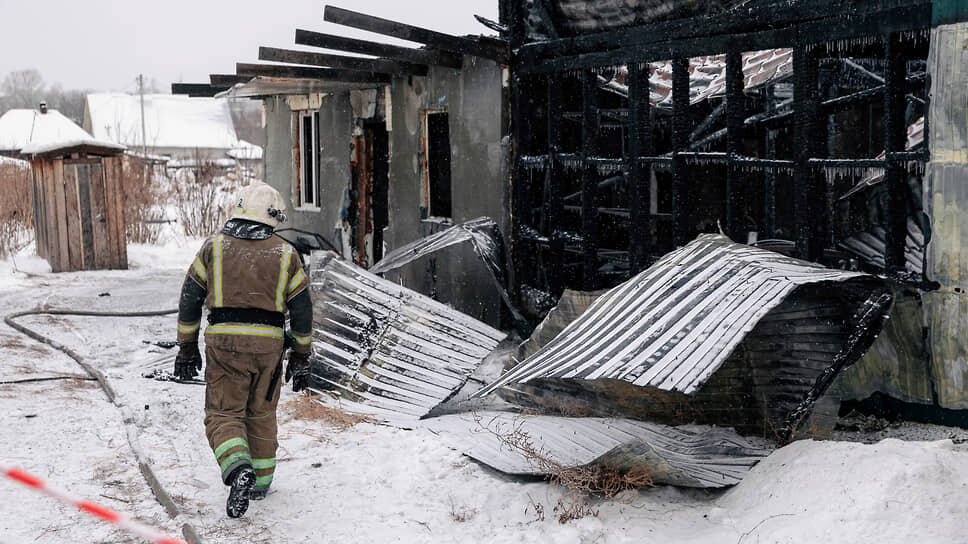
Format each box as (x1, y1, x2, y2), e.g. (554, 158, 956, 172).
(307, 254, 506, 423)
(370, 217, 503, 279)
(839, 219, 925, 275)
(476, 234, 874, 397)
(424, 411, 771, 488)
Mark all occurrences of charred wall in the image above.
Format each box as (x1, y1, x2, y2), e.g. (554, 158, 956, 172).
(383, 55, 508, 327)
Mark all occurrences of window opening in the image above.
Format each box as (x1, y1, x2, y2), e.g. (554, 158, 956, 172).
(298, 111, 319, 208)
(426, 112, 452, 218)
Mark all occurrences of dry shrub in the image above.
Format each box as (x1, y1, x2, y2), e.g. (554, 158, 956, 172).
(284, 392, 376, 429)
(448, 497, 478, 523)
(0, 160, 33, 258)
(121, 155, 167, 244)
(477, 414, 655, 523)
(174, 155, 242, 238)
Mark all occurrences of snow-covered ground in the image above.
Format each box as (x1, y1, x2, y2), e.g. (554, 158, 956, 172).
(1, 239, 967, 544)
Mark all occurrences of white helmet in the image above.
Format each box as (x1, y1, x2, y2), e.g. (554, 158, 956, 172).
(231, 182, 288, 228)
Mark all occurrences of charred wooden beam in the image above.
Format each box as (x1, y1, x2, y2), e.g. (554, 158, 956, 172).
(793, 47, 824, 262)
(236, 63, 390, 83)
(883, 33, 908, 274)
(295, 29, 462, 69)
(761, 87, 778, 238)
(628, 63, 652, 273)
(210, 74, 250, 86)
(171, 83, 229, 97)
(546, 76, 565, 296)
(259, 46, 428, 76)
(323, 6, 509, 63)
(725, 51, 747, 242)
(671, 58, 691, 247)
(516, 1, 933, 73)
(581, 70, 600, 290)
(510, 71, 534, 299)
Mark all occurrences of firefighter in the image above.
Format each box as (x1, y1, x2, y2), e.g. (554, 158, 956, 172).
(173, 182, 313, 518)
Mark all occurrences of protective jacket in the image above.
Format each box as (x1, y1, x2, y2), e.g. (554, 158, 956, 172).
(176, 218, 313, 493)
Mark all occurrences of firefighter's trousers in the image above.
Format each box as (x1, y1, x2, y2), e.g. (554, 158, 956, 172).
(203, 334, 284, 493)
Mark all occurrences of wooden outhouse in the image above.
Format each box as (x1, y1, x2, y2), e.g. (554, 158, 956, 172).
(27, 140, 128, 272)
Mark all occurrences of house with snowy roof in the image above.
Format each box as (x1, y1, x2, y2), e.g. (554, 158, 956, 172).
(82, 93, 261, 165)
(0, 103, 96, 159)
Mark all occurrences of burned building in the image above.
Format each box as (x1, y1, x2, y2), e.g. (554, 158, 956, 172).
(499, 0, 968, 420)
(171, 0, 968, 436)
(174, 7, 510, 327)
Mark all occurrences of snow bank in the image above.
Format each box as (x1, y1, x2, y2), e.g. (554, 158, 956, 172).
(705, 438, 968, 543)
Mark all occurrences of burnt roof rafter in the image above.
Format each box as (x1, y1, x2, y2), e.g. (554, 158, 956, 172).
(236, 62, 390, 84)
(259, 46, 428, 77)
(210, 74, 250, 86)
(171, 83, 230, 97)
(323, 5, 509, 64)
(516, 0, 938, 73)
(295, 29, 463, 69)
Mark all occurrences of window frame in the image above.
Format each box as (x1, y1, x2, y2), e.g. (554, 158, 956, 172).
(296, 110, 320, 210)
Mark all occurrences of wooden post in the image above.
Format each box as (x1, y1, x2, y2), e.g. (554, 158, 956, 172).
(581, 69, 600, 290)
(671, 57, 691, 246)
(761, 86, 778, 238)
(725, 51, 747, 242)
(510, 71, 533, 297)
(883, 33, 908, 274)
(793, 46, 823, 262)
(546, 76, 565, 296)
(628, 62, 652, 272)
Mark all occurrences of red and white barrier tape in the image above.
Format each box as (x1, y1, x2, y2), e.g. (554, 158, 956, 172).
(1, 465, 188, 544)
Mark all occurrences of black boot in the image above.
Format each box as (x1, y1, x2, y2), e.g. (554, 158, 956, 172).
(226, 466, 256, 518)
(249, 486, 269, 501)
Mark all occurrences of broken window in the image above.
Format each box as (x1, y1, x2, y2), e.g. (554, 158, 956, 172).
(297, 110, 320, 208)
(425, 111, 452, 219)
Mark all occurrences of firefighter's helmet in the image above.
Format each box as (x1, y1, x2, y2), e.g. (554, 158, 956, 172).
(231, 182, 288, 228)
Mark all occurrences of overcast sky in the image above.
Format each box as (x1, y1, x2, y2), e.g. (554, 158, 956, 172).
(0, 0, 499, 93)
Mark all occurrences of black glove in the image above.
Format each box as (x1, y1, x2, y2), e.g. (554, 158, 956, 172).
(174, 342, 202, 381)
(285, 351, 311, 393)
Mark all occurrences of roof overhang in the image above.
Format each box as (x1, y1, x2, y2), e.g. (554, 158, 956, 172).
(215, 76, 386, 99)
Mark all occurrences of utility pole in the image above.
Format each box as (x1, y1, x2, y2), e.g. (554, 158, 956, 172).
(138, 74, 148, 184)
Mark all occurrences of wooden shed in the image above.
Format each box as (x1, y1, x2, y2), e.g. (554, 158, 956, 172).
(26, 140, 129, 272)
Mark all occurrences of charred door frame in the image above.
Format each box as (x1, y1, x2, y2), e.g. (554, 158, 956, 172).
(508, 0, 938, 303)
(351, 119, 390, 267)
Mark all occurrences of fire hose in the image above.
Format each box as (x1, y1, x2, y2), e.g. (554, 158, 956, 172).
(4, 308, 202, 544)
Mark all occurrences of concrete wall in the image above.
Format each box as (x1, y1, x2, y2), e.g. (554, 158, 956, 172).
(262, 93, 353, 253)
(923, 22, 968, 409)
(259, 58, 508, 327)
(383, 55, 508, 327)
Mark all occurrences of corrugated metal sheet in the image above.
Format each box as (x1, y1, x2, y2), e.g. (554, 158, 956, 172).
(370, 217, 502, 278)
(424, 411, 770, 488)
(476, 234, 884, 398)
(839, 219, 925, 275)
(307, 254, 506, 422)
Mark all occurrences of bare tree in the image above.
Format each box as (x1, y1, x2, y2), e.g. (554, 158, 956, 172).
(1, 69, 45, 110)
